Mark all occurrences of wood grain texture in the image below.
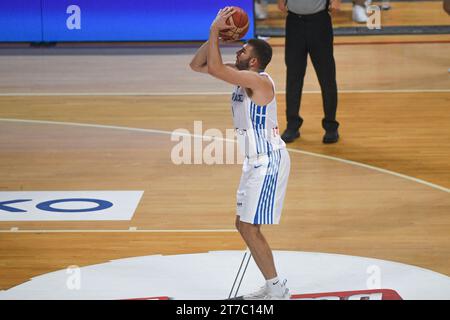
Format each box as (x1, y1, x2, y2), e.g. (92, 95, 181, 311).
(0, 33, 448, 292)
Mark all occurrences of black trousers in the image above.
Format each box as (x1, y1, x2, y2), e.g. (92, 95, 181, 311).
(285, 10, 339, 132)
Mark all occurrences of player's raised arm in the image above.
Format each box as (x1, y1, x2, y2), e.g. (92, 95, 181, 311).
(207, 7, 266, 91)
(189, 39, 236, 73)
(189, 41, 209, 73)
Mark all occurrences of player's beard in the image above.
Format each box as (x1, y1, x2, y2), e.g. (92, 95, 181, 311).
(235, 57, 251, 70)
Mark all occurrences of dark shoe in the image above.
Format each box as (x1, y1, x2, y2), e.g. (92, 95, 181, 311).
(281, 129, 300, 143)
(323, 131, 339, 144)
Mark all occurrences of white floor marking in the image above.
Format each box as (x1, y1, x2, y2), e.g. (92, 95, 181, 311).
(0, 89, 449, 96)
(1, 118, 448, 193)
(0, 228, 237, 233)
(1, 118, 448, 233)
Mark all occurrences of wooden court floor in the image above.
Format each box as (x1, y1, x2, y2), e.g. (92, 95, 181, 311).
(0, 34, 449, 291)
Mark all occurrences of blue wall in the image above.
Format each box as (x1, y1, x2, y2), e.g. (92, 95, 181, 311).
(0, 1, 42, 41)
(0, 0, 254, 42)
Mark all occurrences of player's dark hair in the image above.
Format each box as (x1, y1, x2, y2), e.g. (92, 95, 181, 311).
(246, 38, 272, 71)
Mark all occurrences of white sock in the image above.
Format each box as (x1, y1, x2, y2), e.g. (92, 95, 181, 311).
(266, 277, 282, 294)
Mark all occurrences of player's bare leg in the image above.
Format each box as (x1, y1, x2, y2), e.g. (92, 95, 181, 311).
(238, 221, 277, 279)
(236, 219, 290, 299)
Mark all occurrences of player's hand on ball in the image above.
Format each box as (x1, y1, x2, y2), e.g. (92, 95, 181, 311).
(211, 7, 235, 32)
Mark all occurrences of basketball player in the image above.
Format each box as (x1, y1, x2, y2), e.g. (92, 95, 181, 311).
(190, 7, 291, 300)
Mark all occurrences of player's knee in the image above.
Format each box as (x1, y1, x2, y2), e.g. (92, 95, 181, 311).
(238, 221, 259, 239)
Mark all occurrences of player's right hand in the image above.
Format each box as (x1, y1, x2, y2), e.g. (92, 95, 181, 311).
(277, 0, 287, 12)
(211, 7, 235, 32)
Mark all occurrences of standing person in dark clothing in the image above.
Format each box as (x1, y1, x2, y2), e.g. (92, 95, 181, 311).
(445, 0, 450, 14)
(278, 0, 340, 144)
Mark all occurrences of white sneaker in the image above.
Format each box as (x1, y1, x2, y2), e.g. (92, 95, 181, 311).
(352, 4, 368, 23)
(255, 2, 268, 20)
(243, 280, 291, 300)
(381, 1, 391, 10)
(242, 285, 268, 300)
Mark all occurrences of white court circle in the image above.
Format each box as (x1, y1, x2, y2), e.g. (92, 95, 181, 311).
(0, 251, 449, 300)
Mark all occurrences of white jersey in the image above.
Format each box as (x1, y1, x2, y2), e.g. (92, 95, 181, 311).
(231, 72, 286, 158)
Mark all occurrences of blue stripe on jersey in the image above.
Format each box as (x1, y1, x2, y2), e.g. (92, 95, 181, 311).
(260, 106, 267, 154)
(260, 106, 266, 129)
(264, 150, 280, 223)
(257, 124, 264, 154)
(252, 103, 262, 154)
(250, 102, 268, 156)
(250, 103, 259, 154)
(253, 149, 282, 224)
(253, 153, 271, 224)
(259, 153, 273, 224)
(256, 105, 260, 124)
(267, 150, 281, 223)
(249, 104, 255, 153)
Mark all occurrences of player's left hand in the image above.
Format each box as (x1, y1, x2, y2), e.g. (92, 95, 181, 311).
(329, 0, 341, 11)
(211, 7, 235, 32)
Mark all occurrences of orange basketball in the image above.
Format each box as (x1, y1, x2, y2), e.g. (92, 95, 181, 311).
(219, 7, 250, 41)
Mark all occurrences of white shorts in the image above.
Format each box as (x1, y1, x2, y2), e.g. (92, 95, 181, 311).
(236, 148, 290, 225)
